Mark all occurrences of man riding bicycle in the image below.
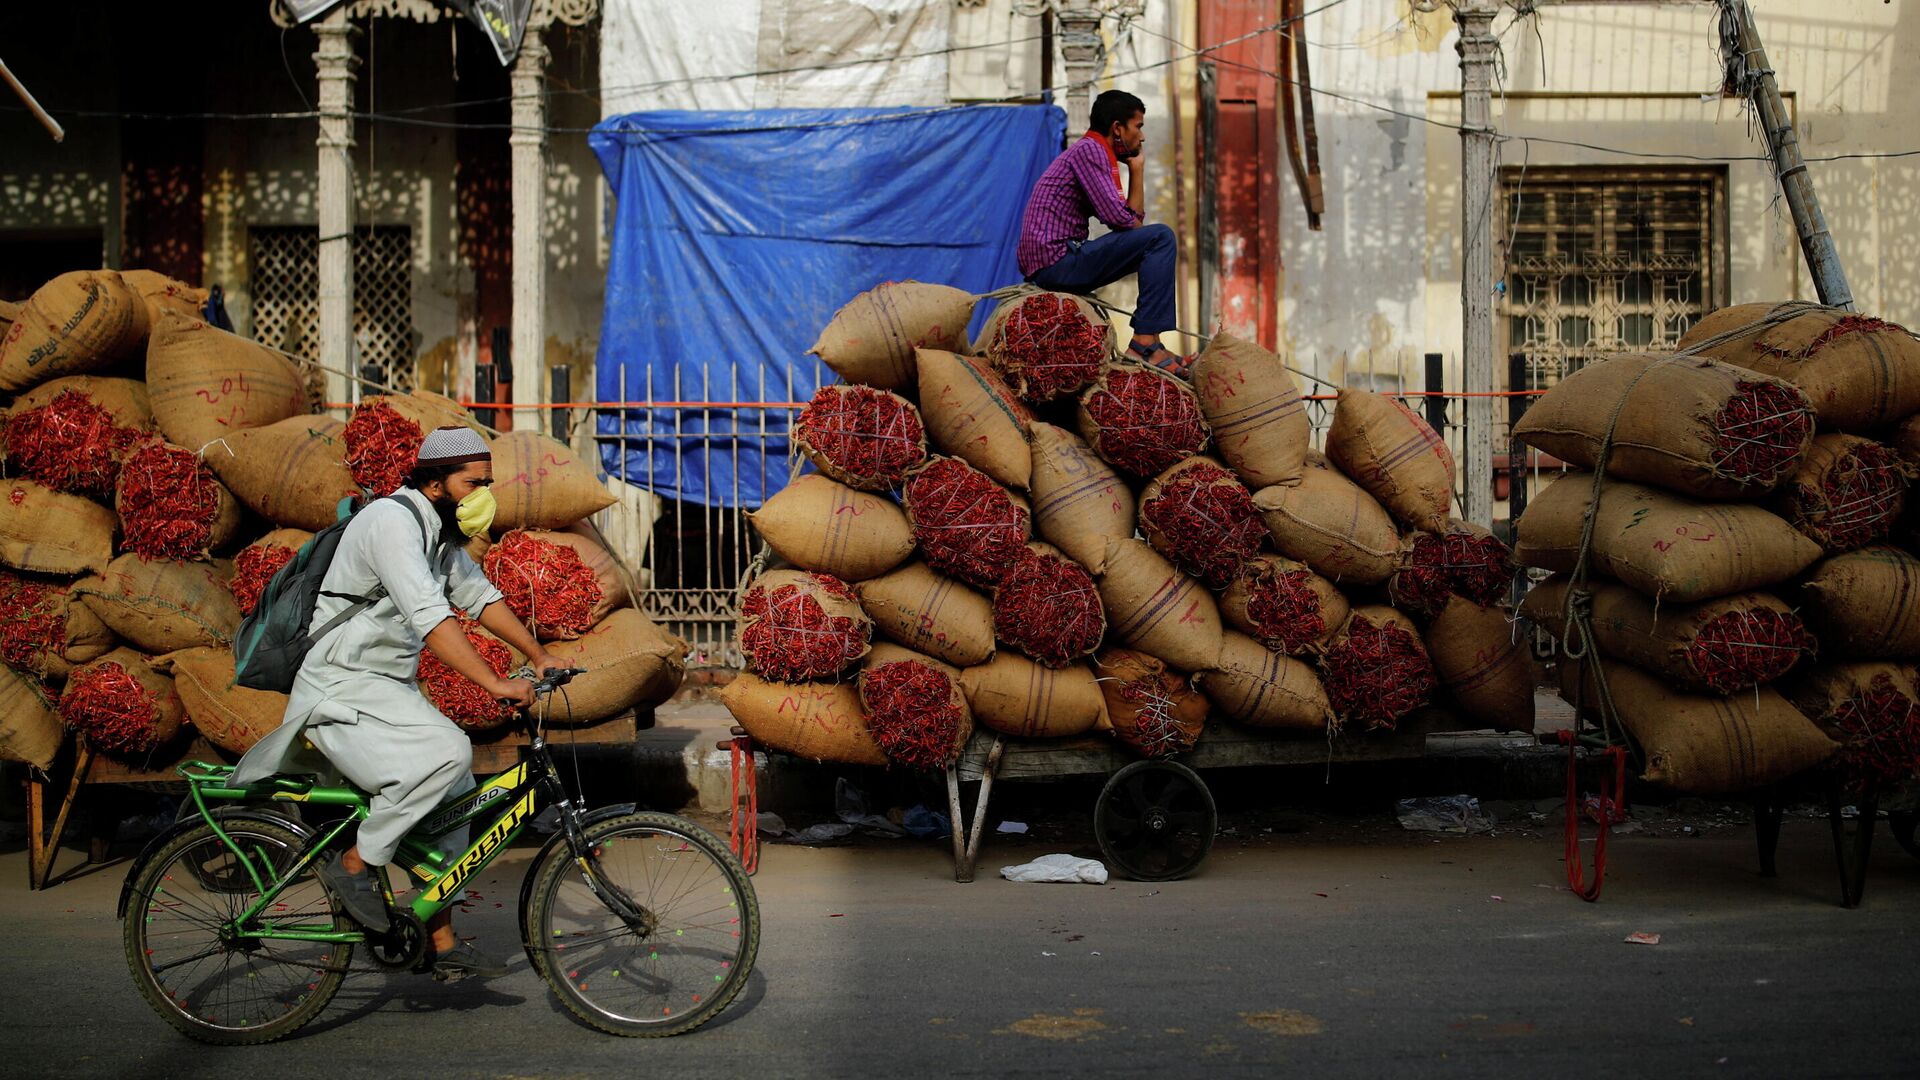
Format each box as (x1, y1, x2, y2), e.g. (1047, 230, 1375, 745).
(230, 425, 563, 980)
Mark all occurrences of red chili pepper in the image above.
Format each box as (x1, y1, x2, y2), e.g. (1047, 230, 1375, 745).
(904, 458, 1030, 589)
(481, 531, 603, 640)
(342, 399, 426, 497)
(117, 440, 225, 560)
(992, 548, 1104, 668)
(861, 660, 966, 769)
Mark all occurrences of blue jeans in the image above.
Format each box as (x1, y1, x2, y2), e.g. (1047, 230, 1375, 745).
(1028, 223, 1177, 336)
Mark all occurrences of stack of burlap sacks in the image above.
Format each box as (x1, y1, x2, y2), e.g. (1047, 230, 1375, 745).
(719, 281, 1537, 771)
(1511, 303, 1920, 795)
(0, 269, 685, 775)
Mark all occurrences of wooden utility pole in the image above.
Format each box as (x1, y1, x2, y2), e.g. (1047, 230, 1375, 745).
(1454, 0, 1498, 528)
(510, 21, 551, 433)
(314, 8, 358, 410)
(1718, 0, 1852, 308)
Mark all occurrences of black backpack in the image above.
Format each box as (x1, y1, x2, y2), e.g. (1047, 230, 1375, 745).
(232, 495, 437, 692)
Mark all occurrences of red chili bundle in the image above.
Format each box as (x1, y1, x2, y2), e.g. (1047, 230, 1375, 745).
(992, 547, 1104, 668)
(0, 572, 63, 676)
(482, 530, 604, 640)
(1079, 366, 1209, 478)
(58, 661, 169, 754)
(903, 457, 1031, 588)
(1240, 564, 1334, 654)
(116, 440, 226, 560)
(988, 293, 1110, 402)
(1755, 314, 1896, 358)
(1683, 608, 1816, 695)
(1139, 460, 1265, 588)
(860, 659, 968, 769)
(1829, 673, 1920, 783)
(228, 543, 297, 617)
(1389, 528, 1514, 617)
(1794, 440, 1906, 552)
(1320, 611, 1437, 732)
(1096, 648, 1208, 757)
(341, 398, 426, 497)
(1710, 381, 1816, 488)
(737, 571, 870, 681)
(418, 613, 518, 732)
(792, 385, 927, 490)
(2, 390, 143, 495)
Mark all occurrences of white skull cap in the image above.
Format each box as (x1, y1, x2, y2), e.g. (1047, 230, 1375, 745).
(415, 425, 491, 467)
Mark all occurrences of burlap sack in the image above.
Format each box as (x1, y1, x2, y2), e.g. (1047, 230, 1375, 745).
(1523, 577, 1808, 694)
(1137, 455, 1265, 588)
(792, 385, 928, 490)
(1770, 433, 1909, 553)
(857, 560, 995, 667)
(857, 643, 974, 767)
(1423, 598, 1535, 733)
(1093, 647, 1209, 756)
(1325, 387, 1455, 533)
(74, 554, 239, 654)
(0, 576, 113, 682)
(1252, 460, 1399, 585)
(537, 609, 687, 723)
(810, 282, 978, 393)
(6, 374, 153, 430)
(1189, 331, 1309, 489)
(120, 269, 209, 328)
(720, 672, 888, 765)
(1513, 474, 1822, 602)
(207, 416, 359, 531)
(1198, 631, 1334, 730)
(1798, 545, 1920, 658)
(735, 569, 872, 678)
(0, 666, 64, 770)
(0, 300, 16, 344)
(1513, 352, 1817, 499)
(374, 390, 490, 440)
(0, 477, 115, 575)
(958, 654, 1106, 738)
(972, 291, 1114, 402)
(253, 527, 315, 553)
(61, 646, 187, 755)
(1892, 413, 1920, 467)
(1777, 661, 1920, 739)
(1221, 553, 1350, 656)
(915, 348, 1034, 489)
(1560, 656, 1835, 794)
(146, 312, 310, 452)
(747, 473, 915, 582)
(1025, 421, 1133, 575)
(0, 270, 147, 392)
(490, 430, 618, 530)
(1678, 302, 1920, 432)
(1095, 538, 1225, 674)
(157, 646, 287, 755)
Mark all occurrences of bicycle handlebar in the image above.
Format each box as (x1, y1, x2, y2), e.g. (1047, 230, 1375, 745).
(516, 666, 589, 695)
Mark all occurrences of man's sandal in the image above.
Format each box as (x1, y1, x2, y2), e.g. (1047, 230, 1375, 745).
(1125, 340, 1194, 378)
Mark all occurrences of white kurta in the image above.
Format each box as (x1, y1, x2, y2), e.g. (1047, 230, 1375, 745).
(232, 486, 506, 866)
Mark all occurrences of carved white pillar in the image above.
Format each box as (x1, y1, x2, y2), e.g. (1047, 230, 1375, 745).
(314, 7, 359, 409)
(509, 23, 550, 432)
(1057, 0, 1104, 135)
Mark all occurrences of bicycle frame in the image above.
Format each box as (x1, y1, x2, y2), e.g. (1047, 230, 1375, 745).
(173, 716, 574, 947)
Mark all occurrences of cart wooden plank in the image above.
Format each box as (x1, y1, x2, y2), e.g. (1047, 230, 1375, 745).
(957, 709, 1463, 782)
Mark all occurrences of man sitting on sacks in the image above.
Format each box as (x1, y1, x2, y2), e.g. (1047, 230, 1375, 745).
(1017, 88, 1189, 376)
(232, 425, 564, 981)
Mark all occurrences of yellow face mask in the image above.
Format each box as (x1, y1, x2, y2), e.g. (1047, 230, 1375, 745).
(454, 485, 496, 538)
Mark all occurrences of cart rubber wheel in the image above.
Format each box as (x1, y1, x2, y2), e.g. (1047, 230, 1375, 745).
(1093, 760, 1217, 881)
(1891, 811, 1920, 861)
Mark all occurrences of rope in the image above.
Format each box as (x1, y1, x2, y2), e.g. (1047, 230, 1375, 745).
(1557, 731, 1627, 902)
(728, 735, 760, 875)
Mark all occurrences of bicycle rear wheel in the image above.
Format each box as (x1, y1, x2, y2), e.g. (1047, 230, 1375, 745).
(123, 819, 351, 1045)
(529, 811, 759, 1037)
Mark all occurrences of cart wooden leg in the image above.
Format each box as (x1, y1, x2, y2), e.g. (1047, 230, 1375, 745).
(28, 743, 95, 891)
(944, 767, 966, 875)
(1754, 789, 1785, 879)
(955, 736, 1005, 884)
(1827, 774, 1877, 910)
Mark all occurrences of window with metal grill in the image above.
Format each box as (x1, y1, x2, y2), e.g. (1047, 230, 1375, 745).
(248, 225, 416, 391)
(1500, 167, 1728, 385)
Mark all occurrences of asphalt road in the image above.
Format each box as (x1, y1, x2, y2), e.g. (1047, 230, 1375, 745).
(5, 813, 1919, 1079)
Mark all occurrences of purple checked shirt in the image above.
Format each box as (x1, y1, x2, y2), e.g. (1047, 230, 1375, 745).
(1017, 137, 1143, 277)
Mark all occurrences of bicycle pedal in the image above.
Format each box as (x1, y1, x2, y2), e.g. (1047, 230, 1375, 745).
(431, 968, 466, 984)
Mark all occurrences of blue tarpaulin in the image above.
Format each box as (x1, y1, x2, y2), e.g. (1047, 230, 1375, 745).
(589, 105, 1066, 508)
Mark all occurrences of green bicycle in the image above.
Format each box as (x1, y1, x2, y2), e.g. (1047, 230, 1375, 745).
(118, 668, 760, 1044)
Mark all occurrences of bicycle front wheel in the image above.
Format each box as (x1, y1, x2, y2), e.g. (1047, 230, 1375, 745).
(123, 818, 351, 1044)
(529, 811, 759, 1037)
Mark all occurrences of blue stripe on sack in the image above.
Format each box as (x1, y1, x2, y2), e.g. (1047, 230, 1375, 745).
(1211, 393, 1305, 434)
(1035, 470, 1122, 518)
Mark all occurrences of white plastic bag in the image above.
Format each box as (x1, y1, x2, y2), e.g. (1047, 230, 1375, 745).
(999, 853, 1109, 884)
